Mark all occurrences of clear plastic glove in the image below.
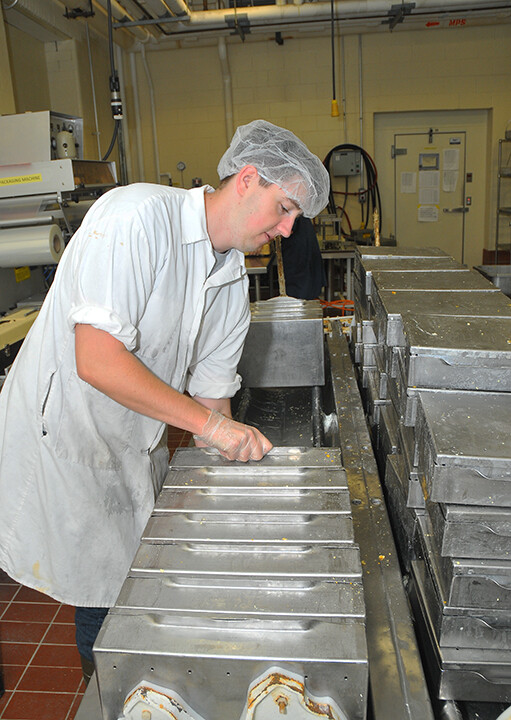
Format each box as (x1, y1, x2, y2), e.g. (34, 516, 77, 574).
(194, 409, 273, 462)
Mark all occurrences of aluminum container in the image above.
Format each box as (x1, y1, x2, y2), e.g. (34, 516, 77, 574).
(169, 446, 343, 470)
(354, 245, 449, 278)
(162, 462, 349, 491)
(409, 557, 511, 701)
(427, 500, 511, 560)
(358, 318, 378, 344)
(93, 446, 368, 720)
(360, 256, 464, 296)
(475, 264, 511, 297)
(385, 446, 424, 510)
(370, 269, 497, 295)
(371, 289, 511, 348)
(415, 390, 511, 507)
(115, 575, 366, 620)
(376, 403, 399, 459)
(130, 542, 362, 582)
(383, 454, 423, 570)
(142, 513, 355, 545)
(411, 551, 511, 653)
(94, 614, 369, 720)
(237, 297, 325, 387)
(152, 485, 352, 517)
(410, 508, 511, 700)
(401, 314, 511, 393)
(416, 514, 511, 614)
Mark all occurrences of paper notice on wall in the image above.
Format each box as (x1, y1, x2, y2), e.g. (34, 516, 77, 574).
(443, 148, 460, 171)
(418, 205, 439, 222)
(400, 172, 416, 193)
(419, 170, 440, 204)
(443, 170, 458, 192)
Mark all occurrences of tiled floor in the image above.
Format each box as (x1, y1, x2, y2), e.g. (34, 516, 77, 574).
(0, 426, 192, 720)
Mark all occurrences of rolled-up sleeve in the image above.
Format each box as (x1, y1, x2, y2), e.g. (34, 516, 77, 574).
(65, 195, 166, 352)
(67, 305, 138, 351)
(187, 280, 250, 399)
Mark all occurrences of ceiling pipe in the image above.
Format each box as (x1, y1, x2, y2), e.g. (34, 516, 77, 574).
(93, 0, 155, 40)
(218, 36, 234, 145)
(184, 0, 511, 31)
(139, 12, 510, 49)
(3, 0, 155, 44)
(164, 0, 191, 17)
(135, 0, 190, 17)
(116, 0, 511, 36)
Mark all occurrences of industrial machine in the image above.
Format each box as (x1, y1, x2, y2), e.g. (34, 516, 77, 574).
(0, 110, 117, 380)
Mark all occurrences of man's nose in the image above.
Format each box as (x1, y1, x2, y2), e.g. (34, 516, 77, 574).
(276, 214, 297, 238)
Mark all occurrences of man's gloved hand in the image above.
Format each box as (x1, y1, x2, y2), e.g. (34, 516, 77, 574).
(194, 409, 273, 462)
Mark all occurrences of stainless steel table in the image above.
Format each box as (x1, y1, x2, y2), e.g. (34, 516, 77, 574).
(244, 255, 270, 301)
(321, 244, 356, 301)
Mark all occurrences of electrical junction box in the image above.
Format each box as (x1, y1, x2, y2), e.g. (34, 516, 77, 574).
(332, 149, 361, 176)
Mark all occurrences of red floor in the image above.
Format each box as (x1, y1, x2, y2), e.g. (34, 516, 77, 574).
(0, 426, 192, 720)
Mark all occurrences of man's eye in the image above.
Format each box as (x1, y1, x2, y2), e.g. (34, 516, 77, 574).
(281, 204, 290, 214)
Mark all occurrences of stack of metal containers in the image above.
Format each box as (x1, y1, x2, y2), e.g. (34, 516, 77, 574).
(92, 296, 369, 720)
(351, 246, 511, 704)
(93, 448, 368, 720)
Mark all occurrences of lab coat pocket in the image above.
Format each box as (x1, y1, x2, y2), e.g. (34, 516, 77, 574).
(40, 371, 56, 437)
(51, 370, 123, 470)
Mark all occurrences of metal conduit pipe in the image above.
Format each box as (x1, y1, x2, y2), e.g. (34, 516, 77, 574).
(115, 43, 131, 184)
(358, 34, 364, 188)
(129, 51, 146, 182)
(141, 0, 511, 32)
(341, 35, 348, 144)
(164, 0, 191, 17)
(93, 0, 154, 41)
(217, 37, 234, 145)
(140, 43, 161, 183)
(85, 19, 102, 160)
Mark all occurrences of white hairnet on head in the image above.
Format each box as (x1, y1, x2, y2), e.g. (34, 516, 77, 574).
(217, 119, 330, 218)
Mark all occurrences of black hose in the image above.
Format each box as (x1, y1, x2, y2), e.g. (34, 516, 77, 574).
(102, 119, 119, 161)
(323, 143, 382, 236)
(101, 0, 121, 163)
(330, 0, 336, 102)
(107, 0, 115, 76)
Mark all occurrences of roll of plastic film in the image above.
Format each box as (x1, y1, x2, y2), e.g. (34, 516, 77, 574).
(0, 224, 64, 267)
(56, 130, 77, 159)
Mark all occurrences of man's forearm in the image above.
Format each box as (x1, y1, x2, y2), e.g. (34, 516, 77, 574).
(194, 395, 232, 418)
(193, 396, 232, 447)
(75, 324, 210, 434)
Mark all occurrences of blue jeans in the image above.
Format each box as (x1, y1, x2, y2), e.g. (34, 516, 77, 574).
(75, 606, 109, 662)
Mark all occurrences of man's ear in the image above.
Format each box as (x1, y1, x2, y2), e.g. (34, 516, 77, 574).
(235, 165, 259, 196)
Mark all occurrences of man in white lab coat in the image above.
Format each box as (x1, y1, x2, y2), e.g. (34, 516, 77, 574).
(0, 119, 329, 680)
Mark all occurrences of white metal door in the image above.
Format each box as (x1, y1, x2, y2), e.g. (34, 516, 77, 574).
(393, 130, 467, 262)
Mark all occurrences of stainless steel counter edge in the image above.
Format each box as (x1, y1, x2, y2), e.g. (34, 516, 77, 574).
(327, 324, 435, 720)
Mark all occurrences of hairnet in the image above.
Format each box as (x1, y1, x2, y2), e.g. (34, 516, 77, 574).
(217, 119, 330, 218)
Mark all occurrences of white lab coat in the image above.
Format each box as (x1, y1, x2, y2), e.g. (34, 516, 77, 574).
(0, 183, 249, 607)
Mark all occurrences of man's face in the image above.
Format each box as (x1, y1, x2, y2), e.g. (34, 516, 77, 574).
(232, 179, 303, 254)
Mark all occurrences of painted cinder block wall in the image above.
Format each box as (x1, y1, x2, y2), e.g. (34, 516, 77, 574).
(2, 7, 511, 256)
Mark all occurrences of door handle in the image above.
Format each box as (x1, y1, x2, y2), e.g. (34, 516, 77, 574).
(443, 207, 469, 214)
